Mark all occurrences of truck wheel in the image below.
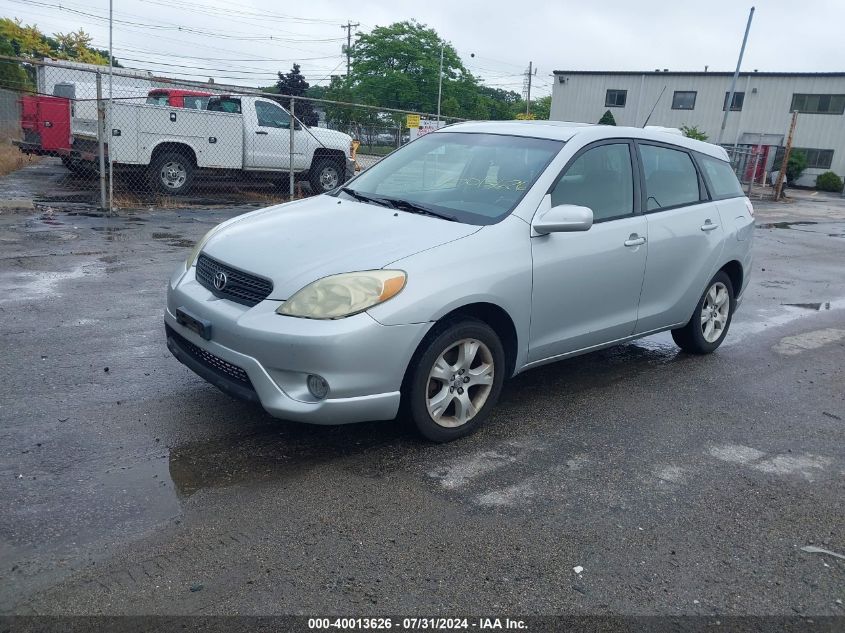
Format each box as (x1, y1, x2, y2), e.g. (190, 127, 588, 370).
(149, 151, 194, 195)
(309, 158, 343, 194)
(60, 156, 93, 176)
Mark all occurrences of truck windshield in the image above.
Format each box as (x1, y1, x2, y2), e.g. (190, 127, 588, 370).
(340, 132, 563, 225)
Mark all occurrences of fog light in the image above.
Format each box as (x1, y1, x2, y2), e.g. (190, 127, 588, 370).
(307, 374, 329, 400)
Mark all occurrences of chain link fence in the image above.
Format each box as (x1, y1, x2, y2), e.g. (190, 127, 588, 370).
(0, 56, 463, 210)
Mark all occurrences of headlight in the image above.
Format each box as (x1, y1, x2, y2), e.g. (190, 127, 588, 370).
(185, 225, 222, 271)
(277, 270, 406, 319)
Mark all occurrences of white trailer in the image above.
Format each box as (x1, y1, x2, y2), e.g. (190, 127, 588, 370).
(37, 59, 155, 140)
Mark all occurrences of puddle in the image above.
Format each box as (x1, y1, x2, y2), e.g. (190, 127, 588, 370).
(167, 422, 408, 498)
(756, 221, 818, 229)
(783, 302, 831, 311)
(727, 298, 845, 344)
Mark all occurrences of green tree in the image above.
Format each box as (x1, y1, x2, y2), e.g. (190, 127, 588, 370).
(275, 63, 317, 125)
(0, 18, 116, 65)
(598, 110, 616, 125)
(328, 20, 484, 119)
(680, 125, 708, 141)
(530, 95, 551, 120)
(0, 35, 31, 90)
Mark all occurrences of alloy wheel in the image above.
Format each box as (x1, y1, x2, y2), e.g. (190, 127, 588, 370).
(426, 338, 494, 428)
(701, 281, 730, 343)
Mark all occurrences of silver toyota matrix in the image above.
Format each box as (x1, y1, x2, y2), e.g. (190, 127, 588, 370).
(166, 121, 753, 442)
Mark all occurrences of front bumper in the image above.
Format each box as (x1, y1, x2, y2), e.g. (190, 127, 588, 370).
(165, 267, 430, 424)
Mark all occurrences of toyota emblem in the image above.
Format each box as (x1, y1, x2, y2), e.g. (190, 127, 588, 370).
(213, 271, 228, 290)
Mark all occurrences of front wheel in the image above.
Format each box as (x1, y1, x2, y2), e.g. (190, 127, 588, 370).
(407, 319, 505, 442)
(671, 271, 735, 354)
(308, 158, 343, 194)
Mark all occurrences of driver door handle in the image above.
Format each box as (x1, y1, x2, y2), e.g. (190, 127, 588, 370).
(701, 219, 719, 231)
(624, 234, 646, 247)
(255, 130, 268, 135)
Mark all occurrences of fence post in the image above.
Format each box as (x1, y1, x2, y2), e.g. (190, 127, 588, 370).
(289, 97, 295, 201)
(747, 151, 760, 197)
(95, 72, 107, 211)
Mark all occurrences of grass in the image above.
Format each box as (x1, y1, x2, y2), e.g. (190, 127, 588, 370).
(0, 137, 37, 176)
(356, 144, 396, 157)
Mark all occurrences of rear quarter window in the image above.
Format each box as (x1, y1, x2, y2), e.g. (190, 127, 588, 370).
(698, 153, 744, 199)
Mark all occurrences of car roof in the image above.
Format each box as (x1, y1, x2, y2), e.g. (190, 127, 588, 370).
(441, 120, 730, 161)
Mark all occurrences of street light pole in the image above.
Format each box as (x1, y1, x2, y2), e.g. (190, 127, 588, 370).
(717, 6, 755, 145)
(436, 42, 444, 122)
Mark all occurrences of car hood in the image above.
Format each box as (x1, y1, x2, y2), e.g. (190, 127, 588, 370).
(307, 126, 352, 152)
(201, 195, 481, 300)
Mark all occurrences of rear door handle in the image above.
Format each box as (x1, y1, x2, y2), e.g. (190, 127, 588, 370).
(700, 220, 719, 232)
(255, 130, 268, 135)
(624, 235, 646, 247)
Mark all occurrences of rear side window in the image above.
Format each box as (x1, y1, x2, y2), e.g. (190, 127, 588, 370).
(639, 144, 701, 211)
(145, 95, 169, 106)
(207, 97, 241, 114)
(697, 153, 744, 199)
(183, 96, 209, 110)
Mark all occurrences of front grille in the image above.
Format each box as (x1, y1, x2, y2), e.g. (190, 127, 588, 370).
(196, 253, 273, 307)
(167, 325, 253, 388)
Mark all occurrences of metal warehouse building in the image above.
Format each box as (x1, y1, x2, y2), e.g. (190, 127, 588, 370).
(550, 70, 845, 188)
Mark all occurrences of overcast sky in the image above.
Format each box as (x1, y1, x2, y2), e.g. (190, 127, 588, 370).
(3, 0, 844, 97)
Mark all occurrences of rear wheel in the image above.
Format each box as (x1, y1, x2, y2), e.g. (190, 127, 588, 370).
(308, 158, 343, 194)
(671, 271, 735, 354)
(407, 319, 505, 442)
(149, 151, 194, 195)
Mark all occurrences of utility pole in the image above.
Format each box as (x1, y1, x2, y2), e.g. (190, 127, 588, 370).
(525, 61, 534, 115)
(340, 21, 359, 77)
(717, 6, 755, 145)
(436, 42, 444, 122)
(774, 110, 798, 201)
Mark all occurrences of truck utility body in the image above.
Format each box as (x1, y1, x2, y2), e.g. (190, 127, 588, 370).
(93, 95, 354, 194)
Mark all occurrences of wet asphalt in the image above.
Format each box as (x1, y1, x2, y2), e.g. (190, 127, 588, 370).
(0, 188, 844, 617)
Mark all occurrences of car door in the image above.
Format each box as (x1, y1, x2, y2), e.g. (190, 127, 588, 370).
(633, 141, 726, 334)
(529, 140, 648, 362)
(248, 99, 292, 170)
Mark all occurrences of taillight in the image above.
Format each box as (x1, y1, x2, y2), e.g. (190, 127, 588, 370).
(745, 198, 754, 217)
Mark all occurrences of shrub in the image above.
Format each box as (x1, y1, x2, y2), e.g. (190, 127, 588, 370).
(816, 171, 844, 193)
(598, 110, 616, 126)
(773, 150, 808, 184)
(680, 125, 708, 141)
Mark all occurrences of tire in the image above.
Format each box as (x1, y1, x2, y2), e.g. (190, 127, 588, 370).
(308, 158, 343, 194)
(60, 156, 94, 176)
(149, 151, 194, 195)
(406, 319, 506, 442)
(671, 271, 735, 354)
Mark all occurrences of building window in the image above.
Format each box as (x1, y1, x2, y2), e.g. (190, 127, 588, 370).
(797, 148, 834, 169)
(773, 147, 834, 170)
(790, 94, 845, 115)
(723, 92, 745, 111)
(605, 89, 627, 108)
(671, 91, 697, 110)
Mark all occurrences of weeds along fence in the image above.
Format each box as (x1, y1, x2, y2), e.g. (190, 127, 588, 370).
(0, 55, 465, 209)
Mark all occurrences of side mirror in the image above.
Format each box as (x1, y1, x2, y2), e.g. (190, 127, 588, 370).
(532, 203, 593, 235)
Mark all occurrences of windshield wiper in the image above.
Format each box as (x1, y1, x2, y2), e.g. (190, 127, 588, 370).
(338, 187, 393, 208)
(376, 197, 458, 222)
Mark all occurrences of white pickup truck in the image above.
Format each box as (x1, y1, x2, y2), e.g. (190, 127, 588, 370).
(92, 95, 354, 195)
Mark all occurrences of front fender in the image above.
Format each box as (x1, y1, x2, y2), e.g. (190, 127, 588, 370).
(367, 216, 533, 370)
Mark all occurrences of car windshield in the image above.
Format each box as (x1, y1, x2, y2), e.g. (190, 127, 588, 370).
(339, 131, 564, 225)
